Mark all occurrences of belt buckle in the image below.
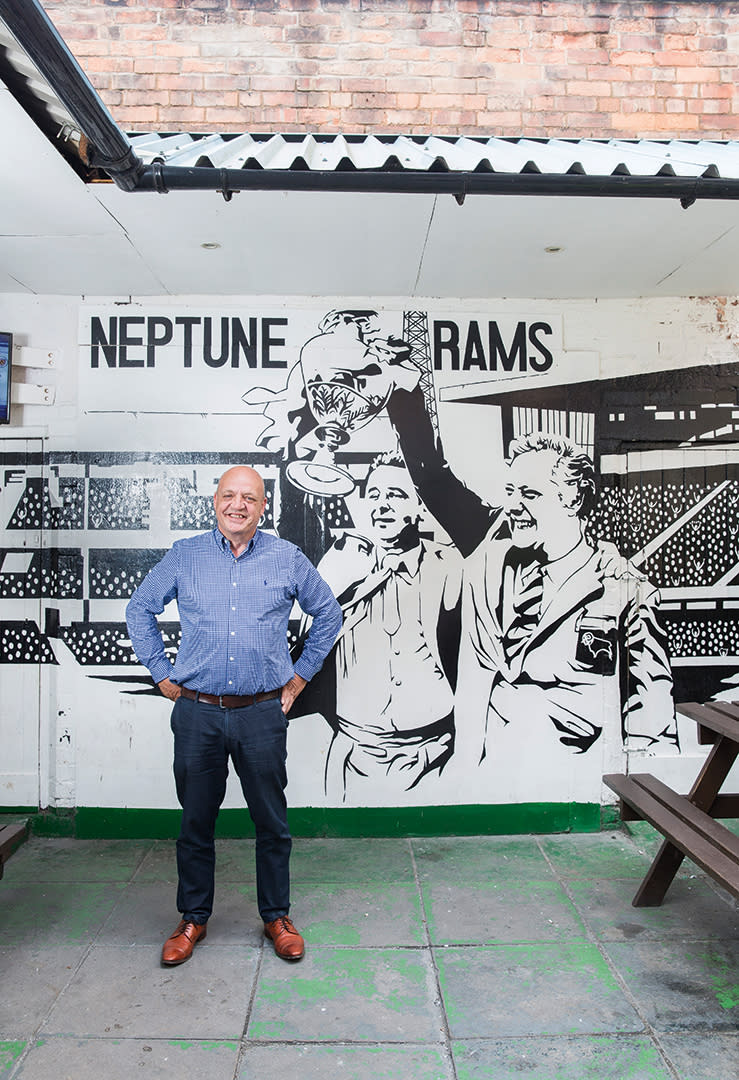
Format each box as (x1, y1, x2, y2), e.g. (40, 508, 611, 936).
(218, 695, 226, 709)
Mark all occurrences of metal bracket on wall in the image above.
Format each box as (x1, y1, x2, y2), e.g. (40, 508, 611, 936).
(13, 347, 60, 369)
(11, 383, 56, 405)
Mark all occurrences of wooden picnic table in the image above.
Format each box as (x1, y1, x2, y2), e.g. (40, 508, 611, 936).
(604, 701, 739, 906)
(0, 819, 29, 880)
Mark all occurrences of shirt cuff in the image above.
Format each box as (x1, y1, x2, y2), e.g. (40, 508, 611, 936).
(293, 657, 318, 684)
(148, 659, 175, 685)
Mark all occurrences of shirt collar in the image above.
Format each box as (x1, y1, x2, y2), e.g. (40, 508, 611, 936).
(215, 526, 260, 557)
(378, 541, 423, 579)
(542, 537, 592, 589)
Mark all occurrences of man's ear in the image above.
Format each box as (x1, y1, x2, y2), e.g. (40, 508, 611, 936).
(558, 480, 583, 516)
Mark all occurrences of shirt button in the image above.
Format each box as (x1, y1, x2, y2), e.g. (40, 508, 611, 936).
(228, 680, 233, 685)
(229, 657, 234, 662)
(230, 631, 235, 636)
(231, 606, 236, 611)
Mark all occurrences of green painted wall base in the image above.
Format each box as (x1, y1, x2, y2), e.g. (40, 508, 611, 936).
(9, 801, 622, 839)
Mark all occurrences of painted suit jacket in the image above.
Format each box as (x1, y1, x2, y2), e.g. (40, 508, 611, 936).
(291, 530, 462, 731)
(465, 531, 677, 756)
(386, 384, 678, 761)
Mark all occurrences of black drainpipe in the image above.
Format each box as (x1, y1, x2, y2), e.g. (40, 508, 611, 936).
(0, 0, 143, 190)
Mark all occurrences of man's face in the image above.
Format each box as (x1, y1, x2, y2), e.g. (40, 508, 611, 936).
(503, 449, 579, 552)
(214, 467, 267, 547)
(366, 465, 422, 548)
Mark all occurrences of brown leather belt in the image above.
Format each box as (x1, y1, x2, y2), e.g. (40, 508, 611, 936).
(179, 686, 281, 709)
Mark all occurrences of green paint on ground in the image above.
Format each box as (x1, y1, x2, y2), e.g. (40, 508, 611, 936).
(704, 952, 739, 1010)
(437, 941, 620, 1032)
(307, 921, 361, 946)
(251, 949, 430, 1038)
(0, 1042, 25, 1074)
(454, 1035, 670, 1080)
(6, 881, 125, 943)
(248, 1020, 285, 1038)
(262, 951, 385, 1005)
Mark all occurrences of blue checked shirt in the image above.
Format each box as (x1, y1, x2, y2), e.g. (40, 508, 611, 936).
(126, 528, 341, 695)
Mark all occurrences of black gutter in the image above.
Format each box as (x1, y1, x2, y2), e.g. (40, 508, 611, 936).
(0, 0, 143, 190)
(2, 0, 738, 207)
(139, 163, 738, 207)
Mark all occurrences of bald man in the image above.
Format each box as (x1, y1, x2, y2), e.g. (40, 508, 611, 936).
(126, 466, 341, 966)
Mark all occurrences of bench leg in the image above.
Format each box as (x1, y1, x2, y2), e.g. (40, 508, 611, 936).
(632, 838, 686, 906)
(630, 734, 738, 906)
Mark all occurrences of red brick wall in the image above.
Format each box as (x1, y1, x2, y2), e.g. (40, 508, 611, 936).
(40, 0, 739, 137)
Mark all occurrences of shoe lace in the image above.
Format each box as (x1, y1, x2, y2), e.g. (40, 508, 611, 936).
(175, 920, 200, 937)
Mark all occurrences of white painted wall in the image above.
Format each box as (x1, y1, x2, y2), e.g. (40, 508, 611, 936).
(1, 292, 738, 813)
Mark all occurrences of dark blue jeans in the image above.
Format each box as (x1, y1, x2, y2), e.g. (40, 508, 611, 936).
(170, 694, 291, 924)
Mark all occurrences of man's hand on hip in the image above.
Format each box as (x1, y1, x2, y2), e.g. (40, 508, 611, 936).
(281, 674, 307, 714)
(158, 677, 182, 701)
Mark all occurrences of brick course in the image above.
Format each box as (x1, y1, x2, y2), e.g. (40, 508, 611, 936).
(39, 0, 739, 137)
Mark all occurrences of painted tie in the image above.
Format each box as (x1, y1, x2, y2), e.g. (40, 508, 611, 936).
(381, 569, 403, 638)
(502, 560, 544, 662)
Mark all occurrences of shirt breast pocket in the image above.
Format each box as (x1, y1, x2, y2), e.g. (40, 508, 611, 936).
(256, 578, 293, 619)
(574, 614, 618, 676)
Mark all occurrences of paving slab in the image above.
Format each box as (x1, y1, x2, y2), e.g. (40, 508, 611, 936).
(6, 839, 151, 882)
(292, 882, 425, 947)
(604, 939, 739, 1033)
(412, 836, 553, 884)
(0, 881, 126, 947)
(658, 1032, 739, 1079)
(98, 882, 263, 946)
(11, 1036, 241, 1080)
(237, 1042, 453, 1079)
(568, 876, 739, 943)
(213, 839, 259, 882)
(0, 1041, 25, 1075)
(422, 879, 587, 945)
(3, 832, 738, 1080)
(0, 946, 87, 1039)
(289, 839, 414, 883)
(451, 1035, 674, 1079)
(435, 942, 641, 1038)
(248, 946, 444, 1042)
(135, 839, 258, 884)
(132, 842, 179, 884)
(40, 944, 259, 1040)
(537, 832, 654, 880)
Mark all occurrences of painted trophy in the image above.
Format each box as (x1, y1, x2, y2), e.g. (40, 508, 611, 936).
(286, 310, 411, 497)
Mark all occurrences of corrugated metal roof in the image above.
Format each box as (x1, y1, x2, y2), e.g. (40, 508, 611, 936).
(129, 132, 739, 181)
(0, 17, 76, 129)
(0, 16, 79, 136)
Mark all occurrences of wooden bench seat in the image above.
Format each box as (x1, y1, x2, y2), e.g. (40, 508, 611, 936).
(0, 820, 29, 880)
(604, 772, 739, 904)
(604, 701, 739, 907)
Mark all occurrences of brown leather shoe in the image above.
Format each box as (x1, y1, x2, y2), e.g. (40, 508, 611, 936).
(161, 919, 207, 965)
(264, 915, 305, 961)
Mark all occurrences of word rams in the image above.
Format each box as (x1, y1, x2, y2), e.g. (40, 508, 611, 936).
(89, 316, 289, 369)
(433, 320, 554, 372)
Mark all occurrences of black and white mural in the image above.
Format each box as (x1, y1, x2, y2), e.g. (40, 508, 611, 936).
(2, 302, 738, 808)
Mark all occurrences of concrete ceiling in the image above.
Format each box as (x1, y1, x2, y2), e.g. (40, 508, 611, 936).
(4, 82, 739, 301)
